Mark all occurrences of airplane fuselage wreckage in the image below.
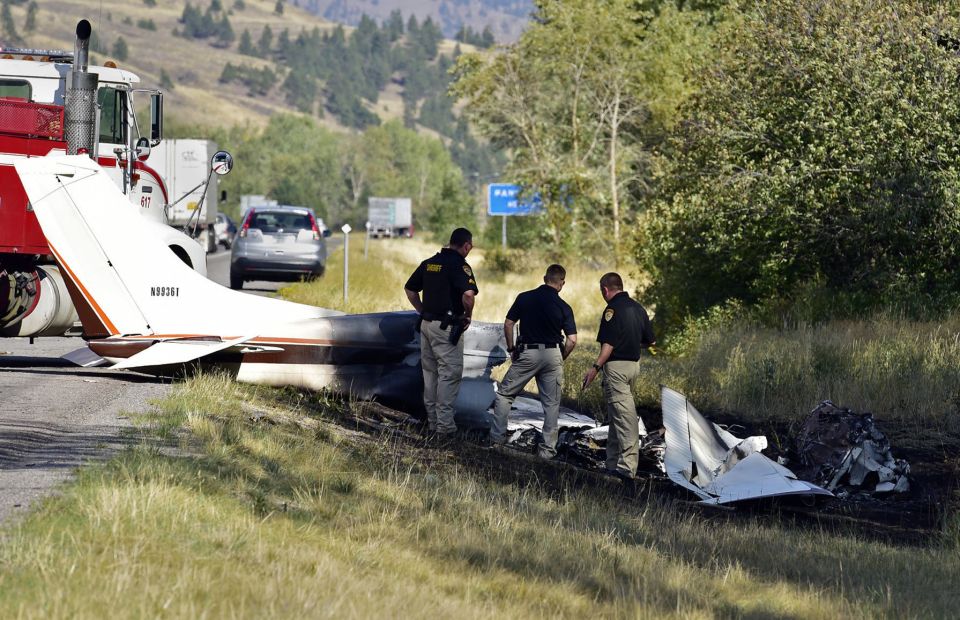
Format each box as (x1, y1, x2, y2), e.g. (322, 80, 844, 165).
(19, 155, 842, 505)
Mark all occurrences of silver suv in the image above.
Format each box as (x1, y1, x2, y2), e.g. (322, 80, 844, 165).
(230, 205, 330, 289)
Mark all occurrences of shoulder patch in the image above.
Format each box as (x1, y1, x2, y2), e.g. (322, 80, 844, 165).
(462, 265, 473, 276)
(604, 308, 615, 322)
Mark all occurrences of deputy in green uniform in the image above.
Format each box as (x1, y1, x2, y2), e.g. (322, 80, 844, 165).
(581, 272, 656, 479)
(488, 264, 577, 457)
(404, 228, 478, 440)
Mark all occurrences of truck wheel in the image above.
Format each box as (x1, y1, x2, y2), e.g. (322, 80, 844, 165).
(229, 270, 243, 290)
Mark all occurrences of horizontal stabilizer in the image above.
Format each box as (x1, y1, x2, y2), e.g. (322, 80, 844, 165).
(61, 347, 108, 368)
(112, 336, 255, 370)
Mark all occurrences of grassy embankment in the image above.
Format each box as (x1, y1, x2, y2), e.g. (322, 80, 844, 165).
(4, 236, 960, 616)
(1, 373, 959, 617)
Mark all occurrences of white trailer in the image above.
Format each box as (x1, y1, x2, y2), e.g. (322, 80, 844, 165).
(367, 197, 413, 238)
(150, 139, 221, 252)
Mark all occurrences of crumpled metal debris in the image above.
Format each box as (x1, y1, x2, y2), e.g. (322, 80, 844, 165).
(661, 387, 831, 504)
(793, 401, 910, 496)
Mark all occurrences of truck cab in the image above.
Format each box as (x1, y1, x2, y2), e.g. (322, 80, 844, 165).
(0, 35, 209, 339)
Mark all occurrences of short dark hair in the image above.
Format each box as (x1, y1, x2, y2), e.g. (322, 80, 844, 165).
(544, 264, 566, 284)
(449, 227, 473, 247)
(600, 272, 623, 291)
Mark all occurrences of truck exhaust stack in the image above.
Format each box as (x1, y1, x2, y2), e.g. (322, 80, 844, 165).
(64, 19, 98, 156)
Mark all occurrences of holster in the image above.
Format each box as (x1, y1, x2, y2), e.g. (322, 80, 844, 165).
(448, 320, 465, 345)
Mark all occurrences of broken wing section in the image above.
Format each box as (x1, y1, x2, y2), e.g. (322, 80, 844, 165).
(661, 386, 832, 505)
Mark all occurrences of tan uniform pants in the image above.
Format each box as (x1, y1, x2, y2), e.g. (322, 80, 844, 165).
(420, 319, 464, 435)
(603, 359, 647, 477)
(491, 347, 563, 458)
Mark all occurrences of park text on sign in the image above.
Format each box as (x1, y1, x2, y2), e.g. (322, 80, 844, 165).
(487, 183, 543, 216)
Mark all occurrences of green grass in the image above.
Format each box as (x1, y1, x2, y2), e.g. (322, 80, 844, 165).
(2, 374, 959, 617)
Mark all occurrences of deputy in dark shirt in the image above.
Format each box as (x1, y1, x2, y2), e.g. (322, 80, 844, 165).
(488, 264, 577, 457)
(582, 272, 655, 479)
(404, 228, 478, 440)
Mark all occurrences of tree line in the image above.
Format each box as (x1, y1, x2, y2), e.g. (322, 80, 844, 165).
(177, 1, 502, 184)
(454, 0, 960, 327)
(193, 114, 474, 238)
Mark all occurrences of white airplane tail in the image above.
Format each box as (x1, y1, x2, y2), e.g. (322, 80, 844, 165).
(15, 155, 338, 338)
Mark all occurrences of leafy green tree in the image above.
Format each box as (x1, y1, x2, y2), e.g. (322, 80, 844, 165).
(357, 120, 472, 233)
(274, 0, 284, 16)
(417, 16, 442, 60)
(282, 71, 316, 113)
(258, 25, 273, 56)
(216, 115, 346, 222)
(112, 36, 129, 61)
(641, 0, 960, 324)
(386, 9, 404, 42)
(1, 0, 21, 44)
(215, 13, 234, 47)
(277, 28, 290, 57)
(219, 62, 238, 83)
(144, 0, 157, 6)
(480, 26, 495, 48)
(455, 0, 709, 257)
(24, 1, 37, 32)
(159, 68, 175, 91)
(238, 29, 254, 55)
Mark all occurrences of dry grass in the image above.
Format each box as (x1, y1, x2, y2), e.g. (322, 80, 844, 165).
(279, 236, 960, 433)
(280, 234, 612, 392)
(1, 374, 957, 618)
(626, 315, 960, 433)
(279, 234, 612, 324)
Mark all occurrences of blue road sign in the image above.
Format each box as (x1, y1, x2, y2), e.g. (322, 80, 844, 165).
(487, 184, 543, 216)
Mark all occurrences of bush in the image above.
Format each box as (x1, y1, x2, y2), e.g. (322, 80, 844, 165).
(640, 0, 960, 327)
(482, 247, 538, 278)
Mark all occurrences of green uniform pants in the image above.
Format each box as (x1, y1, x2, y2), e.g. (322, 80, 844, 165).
(602, 359, 647, 477)
(420, 319, 464, 435)
(490, 347, 563, 458)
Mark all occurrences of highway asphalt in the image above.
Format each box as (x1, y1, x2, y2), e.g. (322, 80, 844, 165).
(0, 240, 340, 524)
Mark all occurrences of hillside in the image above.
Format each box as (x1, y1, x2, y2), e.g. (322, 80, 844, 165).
(6, 0, 475, 131)
(298, 0, 531, 43)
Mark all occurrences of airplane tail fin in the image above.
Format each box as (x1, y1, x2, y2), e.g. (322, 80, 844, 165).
(15, 155, 335, 339)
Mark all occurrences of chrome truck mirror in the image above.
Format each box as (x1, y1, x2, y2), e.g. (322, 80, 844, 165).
(211, 150, 233, 176)
(135, 136, 150, 161)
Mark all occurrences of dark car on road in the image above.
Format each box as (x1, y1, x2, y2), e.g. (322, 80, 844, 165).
(230, 205, 330, 289)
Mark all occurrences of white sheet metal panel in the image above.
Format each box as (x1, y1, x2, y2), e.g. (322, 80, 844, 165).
(499, 395, 597, 432)
(702, 453, 833, 504)
(661, 386, 714, 500)
(661, 386, 832, 504)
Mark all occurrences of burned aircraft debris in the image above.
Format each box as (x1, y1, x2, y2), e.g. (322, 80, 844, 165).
(793, 401, 910, 497)
(495, 389, 833, 505)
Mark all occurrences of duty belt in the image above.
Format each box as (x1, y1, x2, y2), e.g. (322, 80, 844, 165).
(519, 343, 561, 350)
(421, 311, 458, 322)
